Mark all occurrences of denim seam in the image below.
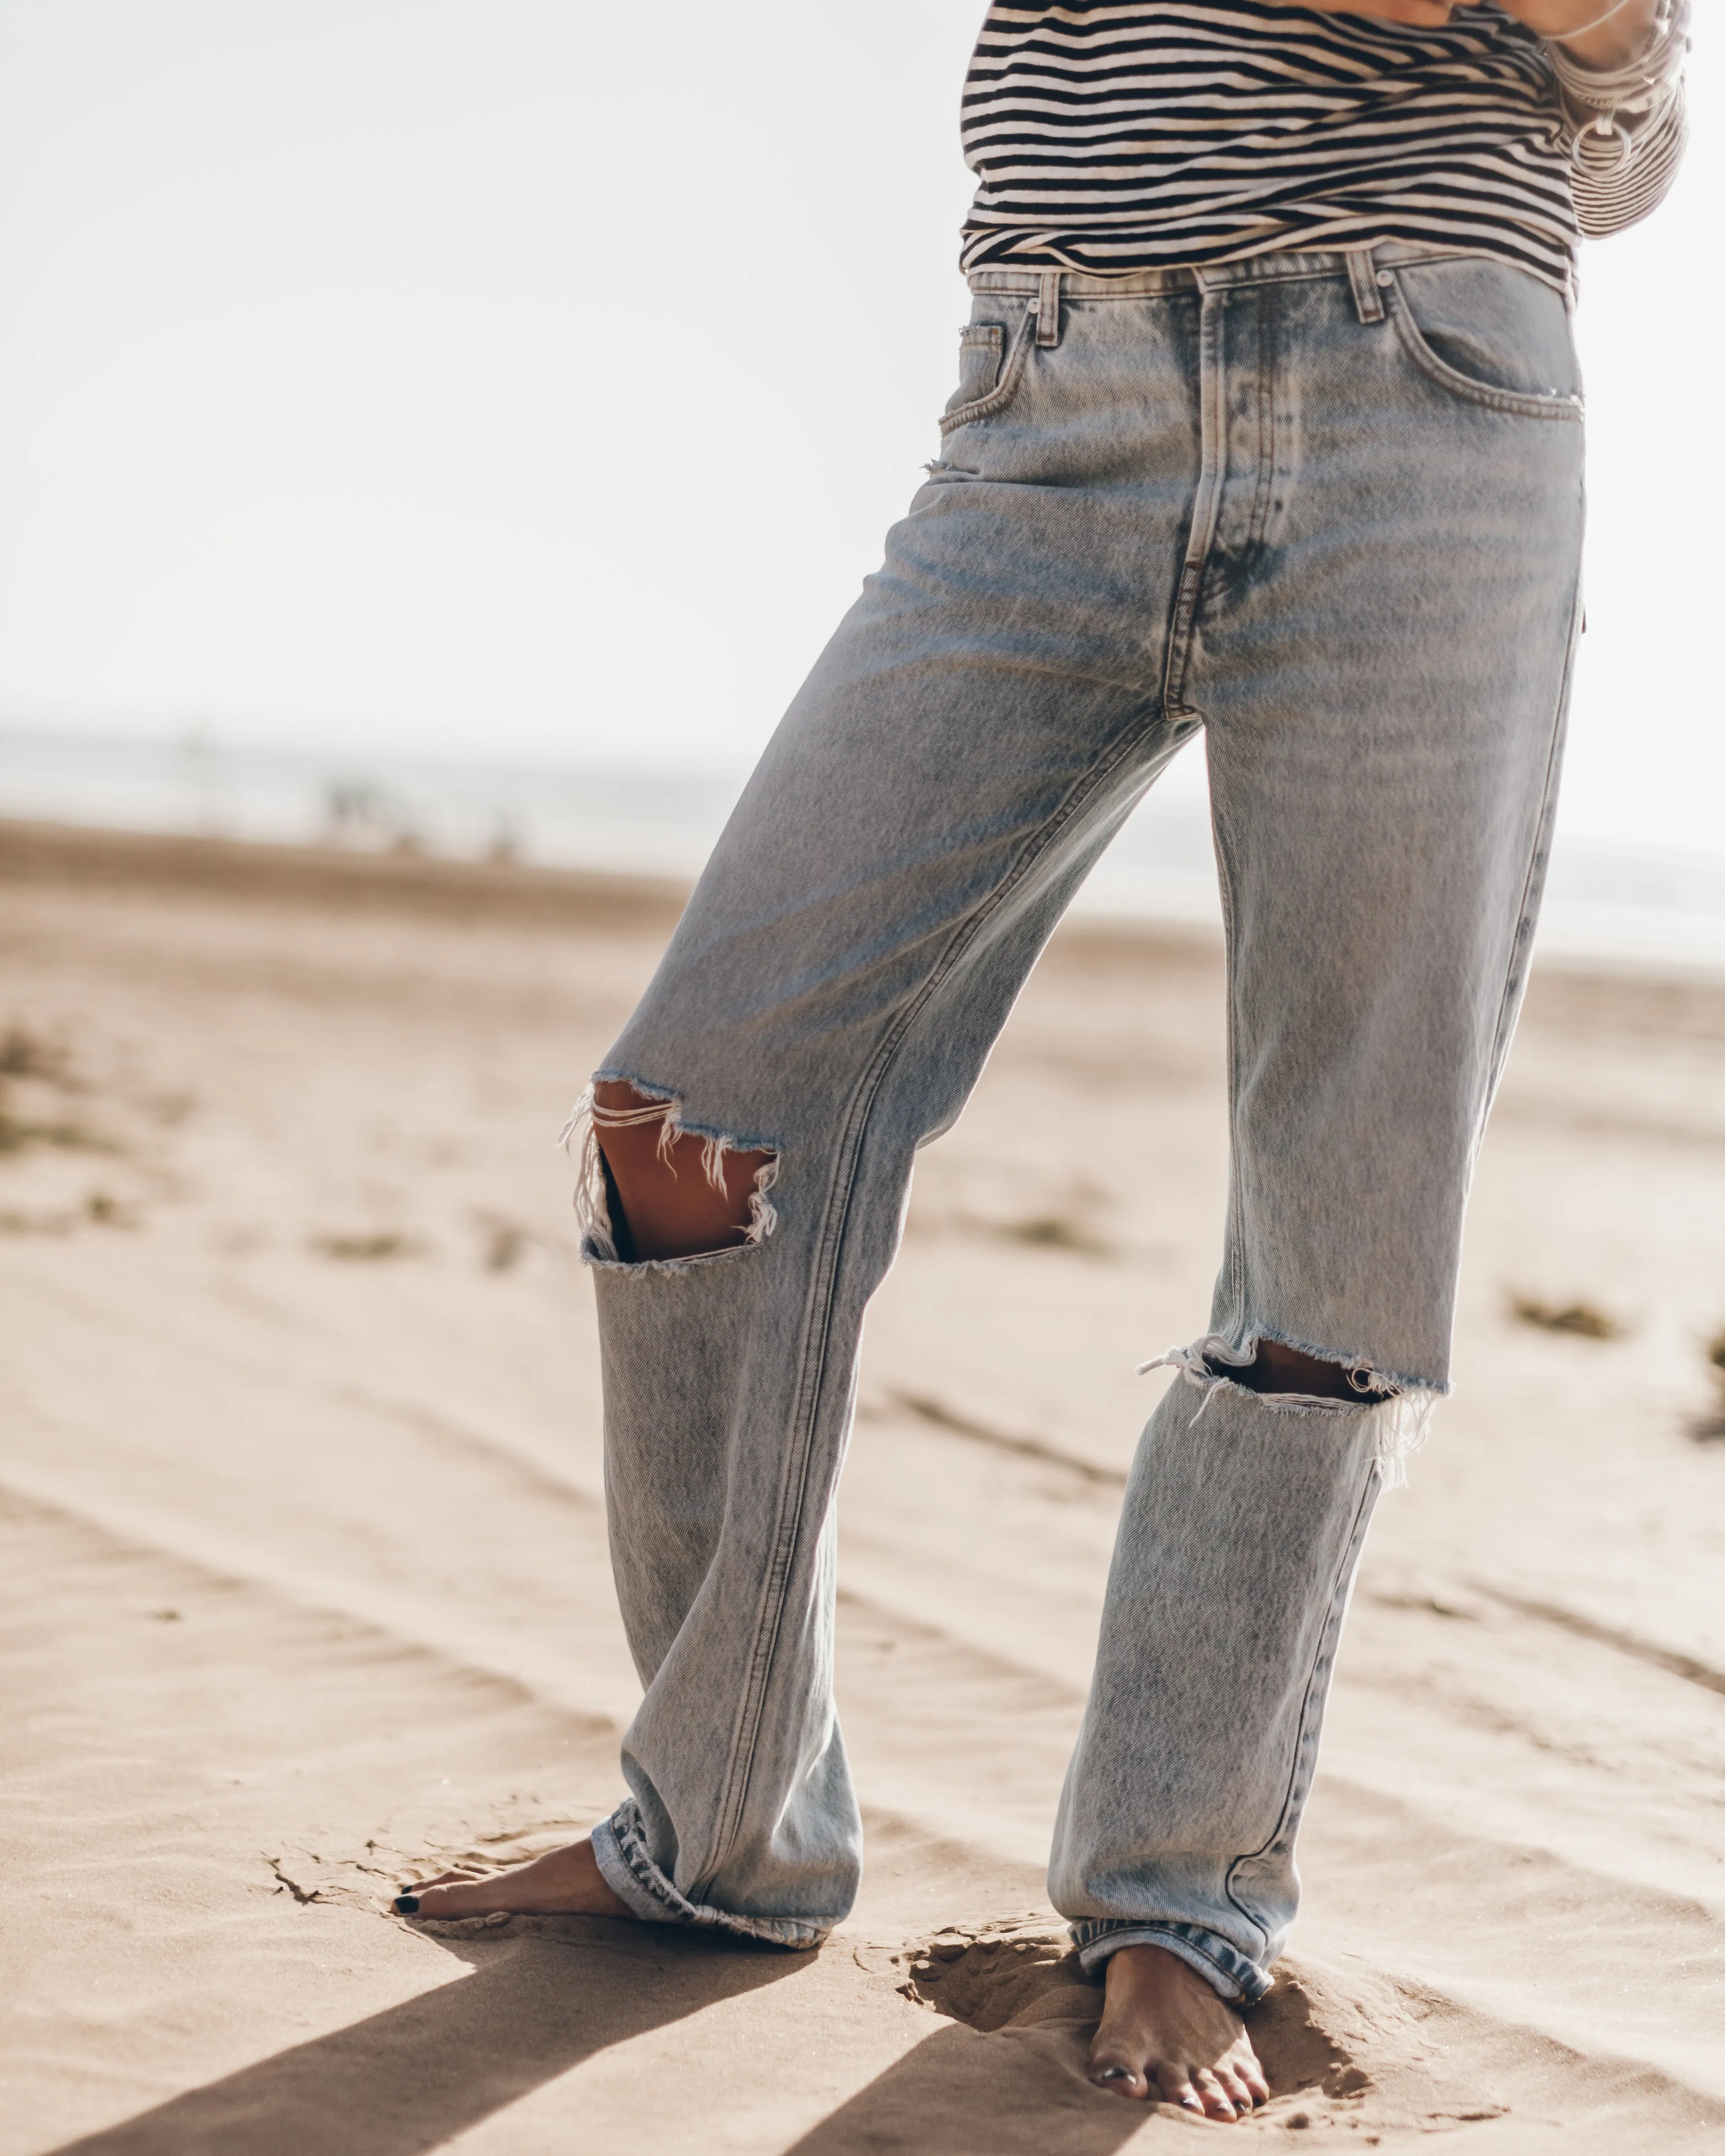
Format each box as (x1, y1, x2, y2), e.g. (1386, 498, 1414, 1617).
(1475, 575, 1585, 1164)
(940, 300, 1039, 434)
(1161, 284, 1229, 716)
(1194, 288, 1278, 608)
(1207, 752, 1249, 1327)
(1223, 1451, 1380, 1949)
(692, 699, 1179, 1901)
(1241, 287, 1278, 569)
(966, 244, 1487, 302)
(1385, 278, 1584, 420)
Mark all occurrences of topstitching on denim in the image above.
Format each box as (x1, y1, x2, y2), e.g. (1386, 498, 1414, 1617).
(939, 301, 1040, 435)
(1223, 1455, 1380, 1946)
(1474, 580, 1585, 1159)
(1385, 278, 1584, 419)
(966, 239, 1479, 305)
(1071, 1918, 1273, 2006)
(593, 1800, 827, 1950)
(582, 243, 1587, 1978)
(692, 697, 1180, 1899)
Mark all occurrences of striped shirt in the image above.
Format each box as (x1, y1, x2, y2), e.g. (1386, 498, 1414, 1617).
(959, 2, 1688, 293)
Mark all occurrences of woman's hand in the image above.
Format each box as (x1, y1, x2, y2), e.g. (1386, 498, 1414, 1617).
(1496, 0, 1662, 65)
(1278, 0, 1662, 66)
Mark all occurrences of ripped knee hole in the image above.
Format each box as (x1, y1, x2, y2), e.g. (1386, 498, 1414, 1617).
(565, 1080, 780, 1265)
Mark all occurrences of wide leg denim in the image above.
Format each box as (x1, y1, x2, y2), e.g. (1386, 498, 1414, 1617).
(576, 243, 1585, 2000)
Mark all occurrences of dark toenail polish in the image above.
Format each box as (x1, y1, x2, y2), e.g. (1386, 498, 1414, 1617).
(393, 1894, 421, 1914)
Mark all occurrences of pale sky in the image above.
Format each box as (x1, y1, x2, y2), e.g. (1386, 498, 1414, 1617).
(0, 1, 1718, 854)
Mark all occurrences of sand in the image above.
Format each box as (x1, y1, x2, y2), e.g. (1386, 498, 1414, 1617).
(1, 815, 1723, 2155)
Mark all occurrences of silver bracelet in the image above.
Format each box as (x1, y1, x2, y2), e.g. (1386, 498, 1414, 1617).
(1544, 0, 1688, 174)
(1546, 0, 1686, 102)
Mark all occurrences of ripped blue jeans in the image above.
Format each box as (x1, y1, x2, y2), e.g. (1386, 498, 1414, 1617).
(572, 243, 1584, 2001)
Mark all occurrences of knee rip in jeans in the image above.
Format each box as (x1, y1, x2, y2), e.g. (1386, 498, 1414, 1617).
(558, 1078, 780, 1268)
(1142, 1332, 1439, 1488)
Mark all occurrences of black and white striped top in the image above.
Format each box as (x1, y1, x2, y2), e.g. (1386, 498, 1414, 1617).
(959, 2, 1687, 292)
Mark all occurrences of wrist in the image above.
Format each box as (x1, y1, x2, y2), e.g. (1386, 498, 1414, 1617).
(1549, 0, 1663, 70)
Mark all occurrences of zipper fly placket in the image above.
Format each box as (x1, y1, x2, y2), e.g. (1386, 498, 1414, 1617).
(1162, 280, 1278, 720)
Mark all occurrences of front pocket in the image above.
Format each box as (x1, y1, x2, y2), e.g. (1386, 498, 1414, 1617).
(939, 307, 1037, 435)
(1385, 264, 1583, 422)
(945, 323, 1003, 415)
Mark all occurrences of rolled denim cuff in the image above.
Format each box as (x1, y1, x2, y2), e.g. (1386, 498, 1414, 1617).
(589, 1810, 680, 1927)
(590, 1799, 830, 1951)
(1069, 1918, 1273, 2006)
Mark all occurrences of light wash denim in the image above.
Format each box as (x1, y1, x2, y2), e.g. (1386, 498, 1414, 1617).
(576, 242, 1585, 2002)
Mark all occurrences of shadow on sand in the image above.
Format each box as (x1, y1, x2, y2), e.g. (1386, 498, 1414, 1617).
(781, 2016, 1156, 2156)
(41, 1916, 799, 2156)
(781, 1942, 1359, 2155)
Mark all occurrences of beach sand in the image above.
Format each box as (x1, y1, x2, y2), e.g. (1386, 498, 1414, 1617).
(2, 816, 1723, 2154)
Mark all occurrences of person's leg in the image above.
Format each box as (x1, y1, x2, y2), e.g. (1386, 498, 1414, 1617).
(1050, 246, 1586, 2115)
(403, 267, 1215, 1933)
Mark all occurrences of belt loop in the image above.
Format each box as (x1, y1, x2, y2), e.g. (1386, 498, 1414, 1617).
(1035, 268, 1062, 347)
(1347, 246, 1386, 325)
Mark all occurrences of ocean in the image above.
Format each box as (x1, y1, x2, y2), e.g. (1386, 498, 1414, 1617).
(5, 724, 1724, 976)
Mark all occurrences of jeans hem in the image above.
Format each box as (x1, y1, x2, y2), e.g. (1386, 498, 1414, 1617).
(592, 1801, 831, 1951)
(1069, 1919, 1273, 2006)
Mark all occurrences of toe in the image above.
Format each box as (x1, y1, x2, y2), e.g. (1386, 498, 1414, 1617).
(409, 1880, 484, 1917)
(1150, 2068, 1206, 2117)
(1192, 2070, 1238, 2121)
(1088, 2056, 1149, 2101)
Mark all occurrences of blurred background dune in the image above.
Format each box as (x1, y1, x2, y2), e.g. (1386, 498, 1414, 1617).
(0, 0, 1722, 967)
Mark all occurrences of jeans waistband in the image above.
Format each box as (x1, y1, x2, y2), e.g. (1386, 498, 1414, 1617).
(966, 240, 1480, 304)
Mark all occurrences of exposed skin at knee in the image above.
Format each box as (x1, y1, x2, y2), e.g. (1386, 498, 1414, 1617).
(592, 1079, 775, 1264)
(1229, 1338, 1361, 1403)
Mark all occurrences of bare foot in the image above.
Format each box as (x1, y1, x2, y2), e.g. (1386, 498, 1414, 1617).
(1089, 1944, 1270, 2121)
(393, 1837, 631, 1922)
